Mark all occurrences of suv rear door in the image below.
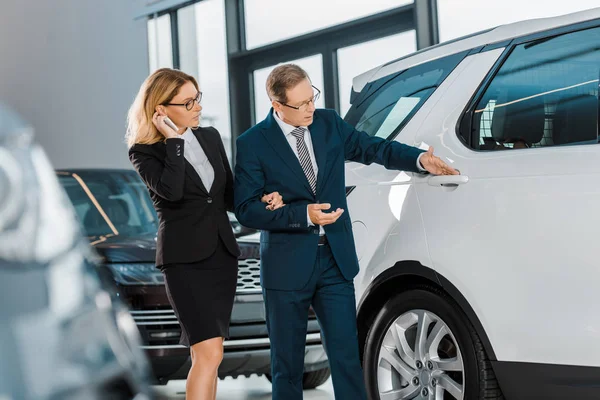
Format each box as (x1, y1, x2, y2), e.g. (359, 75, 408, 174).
(417, 23, 600, 367)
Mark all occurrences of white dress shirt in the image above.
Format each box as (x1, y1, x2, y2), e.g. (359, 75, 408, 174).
(273, 111, 325, 234)
(182, 128, 214, 192)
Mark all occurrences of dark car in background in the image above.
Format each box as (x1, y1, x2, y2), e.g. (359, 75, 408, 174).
(57, 168, 331, 388)
(0, 105, 152, 400)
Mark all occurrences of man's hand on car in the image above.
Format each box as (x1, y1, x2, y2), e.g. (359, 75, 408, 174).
(419, 147, 459, 175)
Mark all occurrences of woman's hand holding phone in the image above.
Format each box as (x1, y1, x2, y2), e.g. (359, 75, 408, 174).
(152, 109, 180, 139)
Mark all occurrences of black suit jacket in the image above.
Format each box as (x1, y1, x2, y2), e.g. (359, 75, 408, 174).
(129, 126, 240, 267)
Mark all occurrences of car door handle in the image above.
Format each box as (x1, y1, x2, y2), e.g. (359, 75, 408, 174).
(427, 174, 469, 187)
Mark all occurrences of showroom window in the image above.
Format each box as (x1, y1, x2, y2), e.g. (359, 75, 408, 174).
(140, 0, 438, 159)
(177, 1, 233, 161)
(337, 31, 417, 117)
(147, 13, 173, 71)
(243, 0, 412, 50)
(344, 51, 466, 140)
(437, 0, 600, 42)
(467, 26, 600, 151)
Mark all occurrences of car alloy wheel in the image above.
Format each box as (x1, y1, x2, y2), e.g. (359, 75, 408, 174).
(377, 309, 464, 399)
(363, 287, 504, 400)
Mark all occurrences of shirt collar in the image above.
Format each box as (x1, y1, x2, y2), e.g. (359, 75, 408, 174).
(273, 110, 306, 137)
(181, 127, 195, 143)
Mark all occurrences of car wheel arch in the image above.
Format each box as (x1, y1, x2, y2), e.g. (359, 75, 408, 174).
(356, 260, 497, 363)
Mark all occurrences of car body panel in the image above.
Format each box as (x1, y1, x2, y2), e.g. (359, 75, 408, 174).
(347, 9, 600, 378)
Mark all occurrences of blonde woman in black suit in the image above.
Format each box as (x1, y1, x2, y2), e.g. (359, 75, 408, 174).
(126, 68, 283, 400)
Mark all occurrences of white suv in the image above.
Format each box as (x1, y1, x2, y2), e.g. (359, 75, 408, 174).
(345, 8, 600, 400)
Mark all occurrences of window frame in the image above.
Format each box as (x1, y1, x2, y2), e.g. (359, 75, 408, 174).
(146, 11, 178, 71)
(457, 18, 600, 151)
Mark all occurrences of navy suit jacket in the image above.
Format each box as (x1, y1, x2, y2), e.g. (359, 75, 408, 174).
(234, 109, 424, 291)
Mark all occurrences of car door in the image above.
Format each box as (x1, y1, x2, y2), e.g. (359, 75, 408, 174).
(343, 51, 472, 298)
(415, 24, 600, 367)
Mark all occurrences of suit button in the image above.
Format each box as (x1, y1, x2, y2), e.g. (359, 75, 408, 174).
(207, 198, 213, 204)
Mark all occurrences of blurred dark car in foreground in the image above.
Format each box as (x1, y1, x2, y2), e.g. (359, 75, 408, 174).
(0, 105, 152, 400)
(57, 168, 330, 387)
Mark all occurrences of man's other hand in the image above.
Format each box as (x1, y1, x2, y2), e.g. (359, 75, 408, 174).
(308, 203, 344, 226)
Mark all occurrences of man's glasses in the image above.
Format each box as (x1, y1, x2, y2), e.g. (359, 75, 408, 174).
(165, 91, 202, 111)
(277, 86, 321, 112)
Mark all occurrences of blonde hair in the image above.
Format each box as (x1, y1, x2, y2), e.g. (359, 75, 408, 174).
(126, 68, 199, 148)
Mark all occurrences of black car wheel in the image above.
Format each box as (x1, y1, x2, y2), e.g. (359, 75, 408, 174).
(363, 287, 503, 399)
(266, 367, 331, 389)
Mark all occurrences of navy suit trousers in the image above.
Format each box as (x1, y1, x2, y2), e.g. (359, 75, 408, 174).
(263, 243, 368, 400)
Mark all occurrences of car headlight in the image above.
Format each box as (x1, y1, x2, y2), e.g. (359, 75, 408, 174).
(0, 104, 151, 399)
(228, 211, 242, 234)
(0, 104, 80, 265)
(231, 221, 243, 234)
(106, 263, 164, 285)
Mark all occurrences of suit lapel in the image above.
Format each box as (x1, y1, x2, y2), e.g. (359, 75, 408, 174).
(261, 110, 315, 196)
(308, 113, 327, 195)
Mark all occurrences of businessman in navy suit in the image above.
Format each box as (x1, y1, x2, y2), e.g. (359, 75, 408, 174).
(234, 64, 457, 400)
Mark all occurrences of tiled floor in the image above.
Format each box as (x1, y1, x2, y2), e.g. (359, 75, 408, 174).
(152, 376, 335, 399)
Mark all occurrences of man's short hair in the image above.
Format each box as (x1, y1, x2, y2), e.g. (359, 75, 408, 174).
(266, 64, 310, 103)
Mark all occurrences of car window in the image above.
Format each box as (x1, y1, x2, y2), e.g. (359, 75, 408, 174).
(58, 171, 158, 237)
(468, 26, 600, 151)
(344, 51, 467, 140)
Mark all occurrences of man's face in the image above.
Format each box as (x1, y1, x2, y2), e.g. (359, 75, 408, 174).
(272, 78, 317, 127)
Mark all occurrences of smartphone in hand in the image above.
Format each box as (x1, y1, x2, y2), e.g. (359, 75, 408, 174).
(164, 117, 178, 131)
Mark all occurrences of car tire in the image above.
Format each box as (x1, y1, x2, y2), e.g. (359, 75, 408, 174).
(265, 367, 331, 389)
(302, 367, 331, 389)
(363, 286, 504, 399)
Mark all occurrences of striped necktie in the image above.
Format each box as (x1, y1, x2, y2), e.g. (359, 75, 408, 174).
(291, 127, 317, 195)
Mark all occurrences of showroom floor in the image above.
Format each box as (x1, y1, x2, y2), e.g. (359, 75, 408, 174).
(152, 376, 335, 399)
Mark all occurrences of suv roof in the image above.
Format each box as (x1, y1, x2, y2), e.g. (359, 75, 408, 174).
(352, 7, 600, 92)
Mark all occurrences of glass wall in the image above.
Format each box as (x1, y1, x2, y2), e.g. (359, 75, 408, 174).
(337, 30, 416, 117)
(177, 1, 232, 161)
(147, 14, 173, 71)
(244, 0, 413, 49)
(144, 0, 426, 157)
(437, 0, 599, 42)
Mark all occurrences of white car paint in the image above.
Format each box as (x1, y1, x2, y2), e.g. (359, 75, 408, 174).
(347, 9, 600, 371)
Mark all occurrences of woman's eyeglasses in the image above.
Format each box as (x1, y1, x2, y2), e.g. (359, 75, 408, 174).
(165, 91, 202, 111)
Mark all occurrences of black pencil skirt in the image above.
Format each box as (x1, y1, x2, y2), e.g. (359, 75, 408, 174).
(161, 239, 238, 347)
